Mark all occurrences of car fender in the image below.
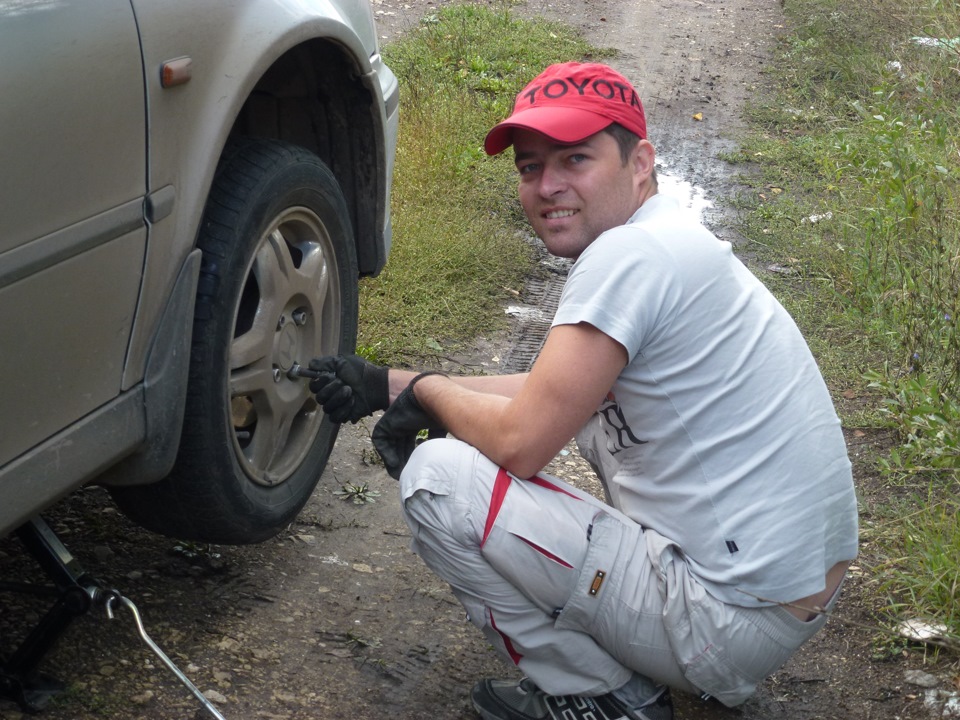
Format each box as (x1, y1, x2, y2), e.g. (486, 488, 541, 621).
(122, 0, 398, 389)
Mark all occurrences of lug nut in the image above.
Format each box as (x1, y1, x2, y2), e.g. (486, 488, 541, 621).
(292, 309, 308, 326)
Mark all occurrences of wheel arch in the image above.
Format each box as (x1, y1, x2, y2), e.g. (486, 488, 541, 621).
(227, 39, 390, 278)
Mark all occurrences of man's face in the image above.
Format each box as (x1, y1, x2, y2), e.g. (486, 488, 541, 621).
(513, 129, 650, 259)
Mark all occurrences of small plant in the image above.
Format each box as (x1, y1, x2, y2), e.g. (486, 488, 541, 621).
(346, 631, 382, 650)
(869, 630, 910, 662)
(865, 369, 960, 477)
(333, 481, 381, 505)
(171, 539, 222, 561)
(355, 342, 384, 364)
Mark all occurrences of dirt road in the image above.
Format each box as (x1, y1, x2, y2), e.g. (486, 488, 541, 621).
(1, 1, 949, 719)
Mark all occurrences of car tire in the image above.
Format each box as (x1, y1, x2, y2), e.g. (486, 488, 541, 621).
(112, 138, 358, 544)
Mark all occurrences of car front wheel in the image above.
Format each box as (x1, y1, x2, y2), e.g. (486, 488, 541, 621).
(112, 138, 357, 544)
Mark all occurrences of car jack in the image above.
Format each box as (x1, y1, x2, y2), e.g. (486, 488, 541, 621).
(0, 516, 226, 718)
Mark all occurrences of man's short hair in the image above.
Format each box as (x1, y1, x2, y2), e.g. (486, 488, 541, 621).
(603, 122, 640, 164)
(603, 123, 658, 185)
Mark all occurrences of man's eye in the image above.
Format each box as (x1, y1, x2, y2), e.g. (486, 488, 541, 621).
(569, 153, 587, 164)
(518, 163, 539, 175)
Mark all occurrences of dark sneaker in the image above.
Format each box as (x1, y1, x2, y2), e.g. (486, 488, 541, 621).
(471, 678, 673, 720)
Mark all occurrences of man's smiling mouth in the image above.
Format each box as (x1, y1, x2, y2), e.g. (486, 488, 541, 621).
(545, 209, 577, 219)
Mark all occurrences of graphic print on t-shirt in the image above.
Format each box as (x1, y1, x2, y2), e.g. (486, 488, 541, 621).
(598, 395, 646, 455)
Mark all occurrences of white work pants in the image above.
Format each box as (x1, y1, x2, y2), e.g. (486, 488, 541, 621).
(398, 435, 833, 706)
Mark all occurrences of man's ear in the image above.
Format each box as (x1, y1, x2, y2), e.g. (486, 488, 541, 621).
(632, 139, 656, 180)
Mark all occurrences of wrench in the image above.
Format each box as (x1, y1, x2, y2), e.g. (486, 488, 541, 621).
(286, 362, 324, 380)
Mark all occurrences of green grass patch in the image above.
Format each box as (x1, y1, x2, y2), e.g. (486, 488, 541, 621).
(881, 488, 960, 647)
(738, 0, 960, 386)
(358, 4, 607, 364)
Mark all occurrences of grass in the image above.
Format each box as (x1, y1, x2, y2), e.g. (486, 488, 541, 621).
(884, 492, 960, 646)
(732, 0, 960, 641)
(358, 4, 606, 364)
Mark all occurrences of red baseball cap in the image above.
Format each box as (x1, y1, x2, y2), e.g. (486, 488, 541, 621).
(484, 62, 647, 156)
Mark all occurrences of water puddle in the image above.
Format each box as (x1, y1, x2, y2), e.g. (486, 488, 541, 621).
(656, 162, 714, 222)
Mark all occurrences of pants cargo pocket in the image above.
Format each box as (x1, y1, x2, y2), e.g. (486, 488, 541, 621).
(555, 515, 696, 691)
(554, 513, 639, 651)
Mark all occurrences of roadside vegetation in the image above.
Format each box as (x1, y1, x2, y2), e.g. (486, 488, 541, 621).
(364, 1, 960, 651)
(730, 0, 960, 648)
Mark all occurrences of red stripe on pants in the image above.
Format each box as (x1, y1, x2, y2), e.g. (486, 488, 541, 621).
(481, 468, 512, 547)
(526, 474, 581, 500)
(517, 536, 574, 567)
(482, 469, 582, 547)
(490, 610, 523, 665)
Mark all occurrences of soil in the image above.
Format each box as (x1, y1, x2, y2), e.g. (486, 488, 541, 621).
(2, 1, 958, 719)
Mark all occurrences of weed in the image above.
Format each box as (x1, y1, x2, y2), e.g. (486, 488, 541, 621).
(333, 482, 381, 505)
(355, 342, 385, 364)
(866, 370, 960, 477)
(171, 540, 222, 561)
(870, 631, 911, 662)
(346, 631, 382, 650)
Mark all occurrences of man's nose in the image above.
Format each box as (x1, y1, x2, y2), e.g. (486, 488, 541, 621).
(537, 163, 567, 197)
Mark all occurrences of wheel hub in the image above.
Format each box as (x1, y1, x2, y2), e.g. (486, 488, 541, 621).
(275, 320, 300, 372)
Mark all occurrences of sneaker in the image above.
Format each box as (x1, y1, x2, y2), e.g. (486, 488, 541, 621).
(471, 677, 673, 720)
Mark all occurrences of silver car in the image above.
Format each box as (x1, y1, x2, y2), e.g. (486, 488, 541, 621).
(0, 0, 399, 544)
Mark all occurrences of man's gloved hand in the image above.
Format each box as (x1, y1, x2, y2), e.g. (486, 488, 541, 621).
(372, 372, 447, 480)
(308, 354, 389, 424)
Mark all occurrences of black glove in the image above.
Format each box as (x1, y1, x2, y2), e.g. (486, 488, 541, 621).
(371, 372, 447, 480)
(308, 354, 389, 424)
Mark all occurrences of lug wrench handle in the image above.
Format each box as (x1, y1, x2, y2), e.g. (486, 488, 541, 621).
(105, 593, 227, 720)
(287, 362, 324, 380)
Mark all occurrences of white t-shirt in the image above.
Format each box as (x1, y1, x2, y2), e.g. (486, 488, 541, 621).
(554, 194, 858, 606)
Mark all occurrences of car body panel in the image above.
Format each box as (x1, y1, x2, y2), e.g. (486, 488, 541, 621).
(0, 0, 146, 248)
(0, 0, 147, 466)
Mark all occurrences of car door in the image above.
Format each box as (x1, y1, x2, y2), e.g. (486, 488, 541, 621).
(0, 0, 147, 466)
